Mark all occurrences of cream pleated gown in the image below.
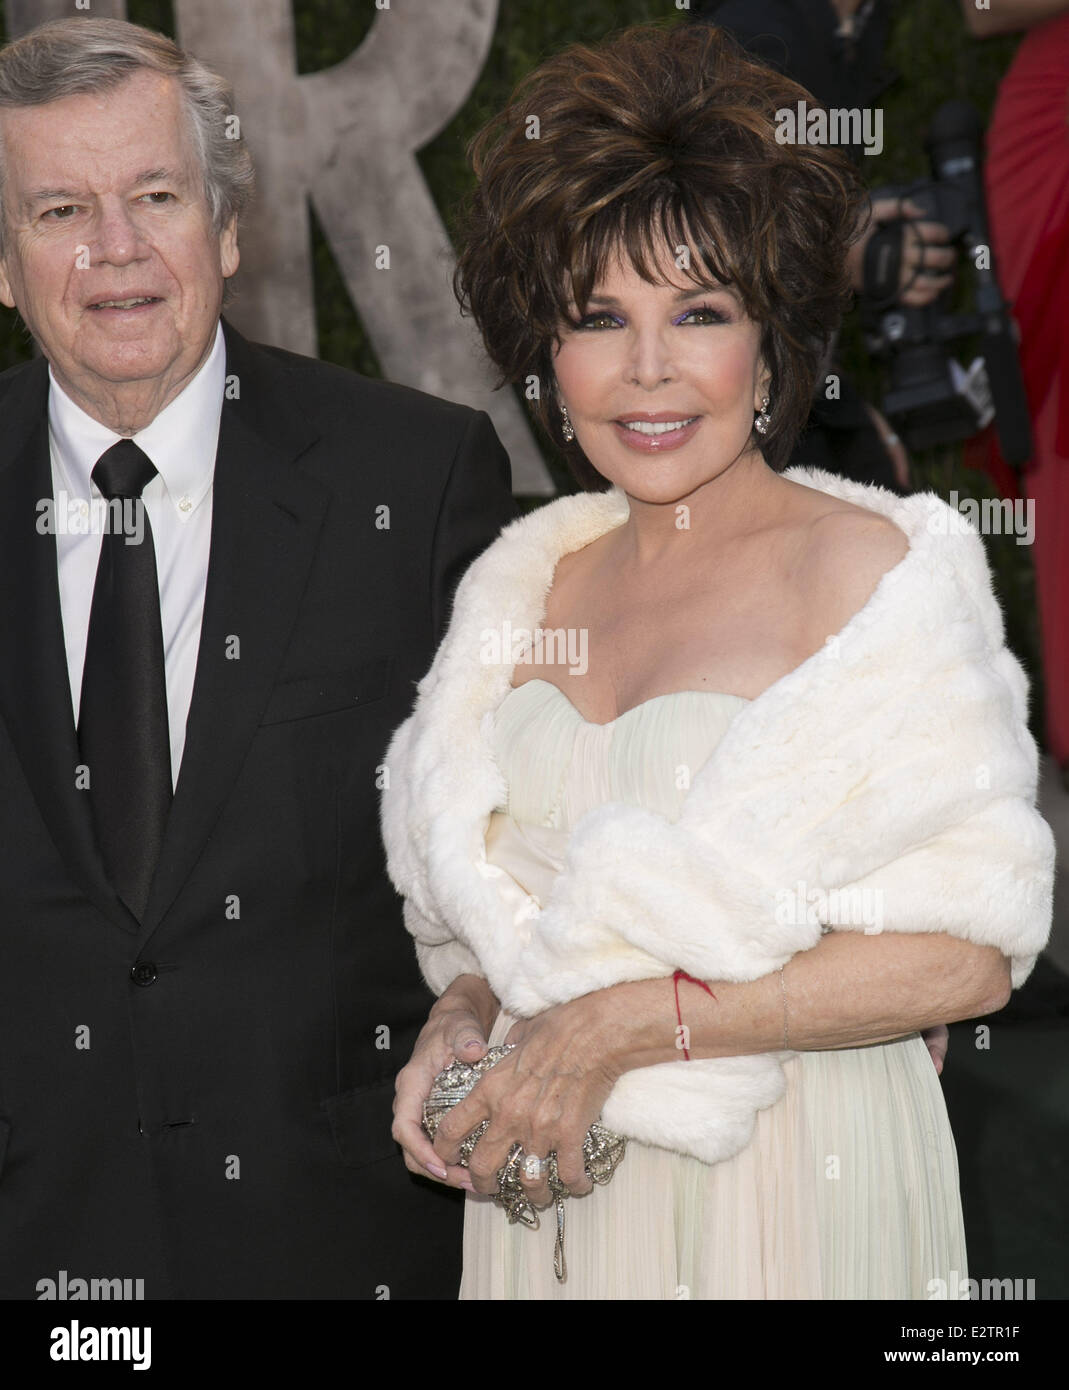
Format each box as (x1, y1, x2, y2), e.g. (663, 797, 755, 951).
(460, 679, 968, 1300)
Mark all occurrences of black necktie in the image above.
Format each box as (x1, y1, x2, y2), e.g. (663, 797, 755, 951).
(78, 440, 172, 920)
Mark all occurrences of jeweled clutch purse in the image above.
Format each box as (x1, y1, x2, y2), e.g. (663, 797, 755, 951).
(422, 1044, 626, 1282)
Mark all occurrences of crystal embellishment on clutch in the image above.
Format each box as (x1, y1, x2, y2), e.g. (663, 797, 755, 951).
(422, 1043, 626, 1282)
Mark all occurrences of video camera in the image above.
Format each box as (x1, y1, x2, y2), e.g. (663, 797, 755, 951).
(861, 100, 1031, 469)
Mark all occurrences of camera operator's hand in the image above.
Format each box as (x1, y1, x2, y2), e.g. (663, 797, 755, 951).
(849, 197, 956, 306)
(894, 198, 957, 305)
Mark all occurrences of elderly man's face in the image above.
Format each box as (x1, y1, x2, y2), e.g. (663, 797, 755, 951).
(0, 67, 238, 423)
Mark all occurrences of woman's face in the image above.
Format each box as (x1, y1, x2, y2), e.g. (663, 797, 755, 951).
(552, 250, 771, 504)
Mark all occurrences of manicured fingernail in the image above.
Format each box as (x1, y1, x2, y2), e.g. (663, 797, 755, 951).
(460, 1181, 476, 1192)
(459, 1036, 481, 1049)
(426, 1163, 448, 1179)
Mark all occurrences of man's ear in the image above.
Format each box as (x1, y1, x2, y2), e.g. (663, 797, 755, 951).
(0, 257, 17, 311)
(219, 215, 240, 279)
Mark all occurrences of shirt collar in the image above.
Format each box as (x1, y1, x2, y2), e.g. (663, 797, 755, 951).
(48, 320, 226, 520)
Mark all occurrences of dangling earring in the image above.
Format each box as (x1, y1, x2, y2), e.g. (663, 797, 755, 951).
(560, 403, 575, 443)
(754, 395, 771, 436)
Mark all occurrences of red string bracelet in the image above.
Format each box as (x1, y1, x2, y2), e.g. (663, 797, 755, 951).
(673, 969, 717, 1061)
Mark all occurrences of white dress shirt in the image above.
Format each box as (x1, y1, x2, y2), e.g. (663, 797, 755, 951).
(49, 320, 226, 789)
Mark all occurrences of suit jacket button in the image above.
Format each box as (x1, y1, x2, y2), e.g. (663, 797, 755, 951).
(130, 960, 158, 987)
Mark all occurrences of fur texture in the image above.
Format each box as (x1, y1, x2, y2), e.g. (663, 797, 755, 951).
(380, 466, 1055, 1162)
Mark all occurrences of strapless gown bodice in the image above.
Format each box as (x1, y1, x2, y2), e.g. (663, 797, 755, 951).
(483, 678, 749, 908)
(491, 676, 750, 821)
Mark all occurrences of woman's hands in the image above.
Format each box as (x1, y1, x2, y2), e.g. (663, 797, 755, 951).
(430, 991, 624, 1209)
(391, 974, 497, 1190)
(395, 948, 967, 1201)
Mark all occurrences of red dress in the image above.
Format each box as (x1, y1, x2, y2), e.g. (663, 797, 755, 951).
(966, 15, 1069, 767)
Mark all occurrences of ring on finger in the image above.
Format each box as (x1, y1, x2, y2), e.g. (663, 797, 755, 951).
(456, 1118, 490, 1167)
(522, 1152, 548, 1182)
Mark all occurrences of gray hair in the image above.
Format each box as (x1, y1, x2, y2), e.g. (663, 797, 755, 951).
(0, 17, 255, 253)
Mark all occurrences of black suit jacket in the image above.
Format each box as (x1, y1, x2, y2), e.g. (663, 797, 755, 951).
(0, 321, 518, 1298)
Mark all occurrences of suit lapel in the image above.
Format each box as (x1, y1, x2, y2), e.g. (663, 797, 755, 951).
(138, 324, 330, 939)
(0, 358, 135, 931)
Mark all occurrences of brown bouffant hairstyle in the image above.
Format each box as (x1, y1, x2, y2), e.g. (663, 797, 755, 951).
(454, 22, 869, 489)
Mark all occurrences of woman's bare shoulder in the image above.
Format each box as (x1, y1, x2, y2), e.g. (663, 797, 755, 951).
(800, 501, 911, 640)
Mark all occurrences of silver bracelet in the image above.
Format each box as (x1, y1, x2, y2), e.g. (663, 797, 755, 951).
(778, 963, 791, 1050)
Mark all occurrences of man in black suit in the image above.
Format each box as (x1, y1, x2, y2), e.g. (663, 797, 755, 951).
(0, 18, 517, 1298)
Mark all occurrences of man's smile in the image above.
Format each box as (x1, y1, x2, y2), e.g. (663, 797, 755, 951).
(86, 292, 165, 312)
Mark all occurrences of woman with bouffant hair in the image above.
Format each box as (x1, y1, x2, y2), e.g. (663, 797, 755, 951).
(455, 20, 860, 488)
(383, 23, 1051, 1299)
